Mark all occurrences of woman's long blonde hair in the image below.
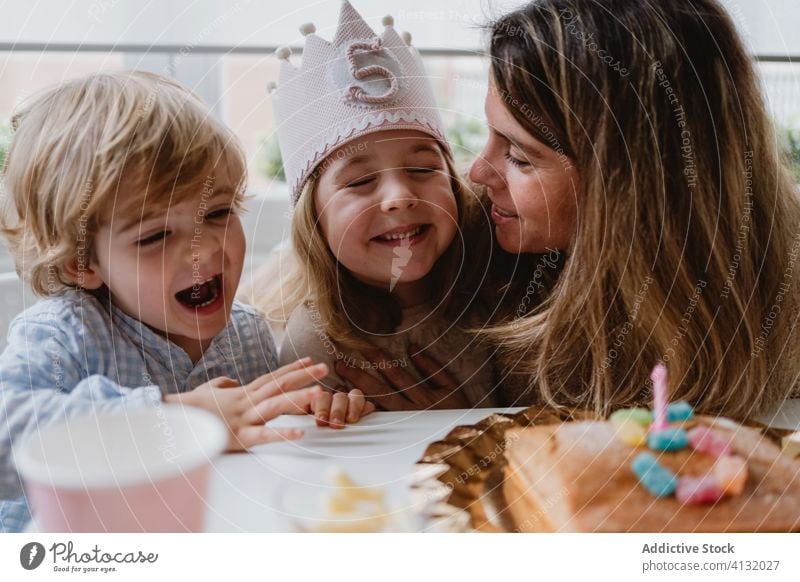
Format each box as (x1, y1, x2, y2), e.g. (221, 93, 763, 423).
(483, 0, 800, 418)
(256, 150, 486, 353)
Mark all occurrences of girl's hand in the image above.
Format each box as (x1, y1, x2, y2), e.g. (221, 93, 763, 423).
(334, 344, 471, 411)
(165, 357, 327, 451)
(310, 388, 376, 429)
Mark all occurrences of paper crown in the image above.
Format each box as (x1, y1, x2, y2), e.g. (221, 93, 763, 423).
(270, 0, 449, 202)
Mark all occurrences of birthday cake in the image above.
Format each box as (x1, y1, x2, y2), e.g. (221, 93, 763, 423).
(503, 365, 800, 532)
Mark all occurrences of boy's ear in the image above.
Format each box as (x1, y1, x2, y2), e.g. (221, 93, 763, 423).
(62, 259, 104, 290)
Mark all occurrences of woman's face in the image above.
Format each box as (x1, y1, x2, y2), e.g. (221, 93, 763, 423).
(469, 82, 579, 254)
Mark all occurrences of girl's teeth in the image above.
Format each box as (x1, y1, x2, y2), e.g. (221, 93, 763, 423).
(380, 226, 422, 240)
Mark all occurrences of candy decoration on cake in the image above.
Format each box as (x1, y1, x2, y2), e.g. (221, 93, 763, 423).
(647, 426, 689, 452)
(610, 363, 749, 505)
(687, 425, 731, 457)
(675, 474, 724, 504)
(631, 452, 678, 497)
(650, 363, 670, 431)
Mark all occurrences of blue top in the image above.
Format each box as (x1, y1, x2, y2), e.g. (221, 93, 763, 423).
(0, 289, 277, 532)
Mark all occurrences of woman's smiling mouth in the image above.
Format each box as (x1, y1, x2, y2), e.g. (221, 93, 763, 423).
(491, 203, 519, 224)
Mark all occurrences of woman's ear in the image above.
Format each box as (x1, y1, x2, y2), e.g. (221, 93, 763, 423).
(62, 258, 104, 290)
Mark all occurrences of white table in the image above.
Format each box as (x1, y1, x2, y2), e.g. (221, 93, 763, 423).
(205, 408, 519, 532)
(205, 401, 800, 532)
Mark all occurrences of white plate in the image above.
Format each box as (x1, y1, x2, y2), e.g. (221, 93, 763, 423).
(276, 467, 420, 532)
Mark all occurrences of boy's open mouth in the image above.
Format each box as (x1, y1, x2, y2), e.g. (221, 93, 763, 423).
(175, 275, 223, 309)
(371, 223, 431, 244)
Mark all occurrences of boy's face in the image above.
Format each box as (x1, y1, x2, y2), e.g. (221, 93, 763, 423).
(85, 169, 245, 361)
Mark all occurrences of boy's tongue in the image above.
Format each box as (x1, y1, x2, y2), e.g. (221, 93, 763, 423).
(175, 276, 221, 308)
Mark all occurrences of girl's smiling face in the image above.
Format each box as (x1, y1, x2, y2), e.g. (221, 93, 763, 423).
(314, 130, 458, 304)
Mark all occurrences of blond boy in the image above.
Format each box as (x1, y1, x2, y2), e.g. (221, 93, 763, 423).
(0, 71, 325, 532)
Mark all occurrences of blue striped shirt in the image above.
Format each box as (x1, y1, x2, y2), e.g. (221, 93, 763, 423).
(0, 289, 277, 532)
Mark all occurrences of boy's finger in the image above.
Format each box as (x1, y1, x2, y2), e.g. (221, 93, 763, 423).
(244, 357, 314, 390)
(328, 392, 349, 429)
(363, 401, 376, 416)
(248, 363, 329, 397)
(312, 391, 332, 426)
(244, 385, 323, 424)
(235, 426, 304, 449)
(208, 377, 239, 388)
(270, 356, 314, 377)
(346, 389, 366, 423)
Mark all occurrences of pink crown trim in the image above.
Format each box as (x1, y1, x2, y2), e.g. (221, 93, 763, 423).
(292, 109, 448, 199)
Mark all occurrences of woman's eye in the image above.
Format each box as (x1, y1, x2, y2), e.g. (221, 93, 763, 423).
(346, 176, 374, 188)
(206, 207, 234, 220)
(505, 152, 532, 168)
(136, 231, 168, 246)
(408, 166, 437, 174)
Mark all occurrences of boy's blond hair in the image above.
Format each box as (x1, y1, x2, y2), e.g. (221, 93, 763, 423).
(0, 70, 246, 296)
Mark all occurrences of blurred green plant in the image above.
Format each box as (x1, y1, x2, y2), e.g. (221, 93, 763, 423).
(446, 117, 488, 171)
(256, 134, 286, 182)
(0, 120, 11, 169)
(780, 124, 800, 183)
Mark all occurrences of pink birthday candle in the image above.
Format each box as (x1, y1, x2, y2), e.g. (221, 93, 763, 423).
(650, 363, 669, 431)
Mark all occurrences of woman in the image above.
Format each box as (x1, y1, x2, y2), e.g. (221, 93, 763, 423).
(339, 0, 800, 419)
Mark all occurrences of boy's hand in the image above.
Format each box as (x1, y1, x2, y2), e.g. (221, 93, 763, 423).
(310, 388, 376, 429)
(165, 357, 327, 451)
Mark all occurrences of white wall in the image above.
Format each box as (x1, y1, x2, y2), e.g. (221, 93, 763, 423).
(3, 1, 799, 54)
(719, 0, 800, 55)
(0, 0, 489, 49)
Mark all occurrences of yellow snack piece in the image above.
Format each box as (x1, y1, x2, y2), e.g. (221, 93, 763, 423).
(614, 418, 647, 446)
(327, 493, 358, 515)
(782, 432, 800, 458)
(316, 469, 389, 531)
(713, 455, 748, 496)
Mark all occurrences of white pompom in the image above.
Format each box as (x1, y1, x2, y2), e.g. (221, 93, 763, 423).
(266, 81, 277, 94)
(275, 46, 292, 60)
(381, 15, 394, 27)
(401, 31, 412, 45)
(299, 22, 316, 36)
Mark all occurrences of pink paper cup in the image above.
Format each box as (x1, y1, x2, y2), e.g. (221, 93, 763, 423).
(14, 405, 227, 532)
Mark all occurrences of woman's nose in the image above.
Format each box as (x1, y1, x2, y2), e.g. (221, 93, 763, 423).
(379, 176, 419, 212)
(469, 149, 503, 188)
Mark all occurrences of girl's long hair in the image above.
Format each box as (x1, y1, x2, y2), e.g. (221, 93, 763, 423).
(483, 0, 800, 418)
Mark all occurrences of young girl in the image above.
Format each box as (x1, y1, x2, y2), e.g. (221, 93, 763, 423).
(259, 1, 497, 426)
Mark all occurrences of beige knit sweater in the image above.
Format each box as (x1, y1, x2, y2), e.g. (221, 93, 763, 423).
(278, 302, 498, 408)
